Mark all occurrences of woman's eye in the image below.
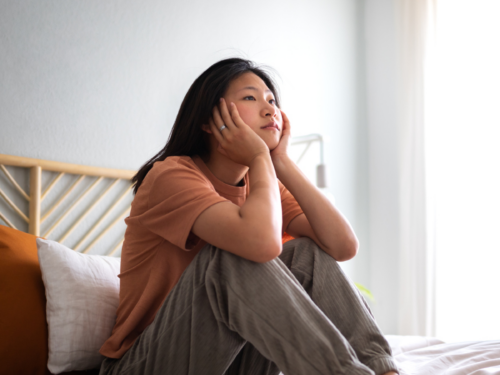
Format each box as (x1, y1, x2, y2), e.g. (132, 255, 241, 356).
(243, 96, 256, 101)
(269, 99, 276, 105)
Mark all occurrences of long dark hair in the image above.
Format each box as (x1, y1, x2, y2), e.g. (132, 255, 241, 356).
(132, 58, 281, 194)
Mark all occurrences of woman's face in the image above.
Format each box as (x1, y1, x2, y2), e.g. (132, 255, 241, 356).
(223, 72, 283, 150)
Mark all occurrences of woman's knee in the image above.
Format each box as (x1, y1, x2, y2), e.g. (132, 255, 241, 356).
(204, 243, 288, 280)
(281, 236, 321, 262)
(279, 237, 320, 272)
(283, 236, 318, 250)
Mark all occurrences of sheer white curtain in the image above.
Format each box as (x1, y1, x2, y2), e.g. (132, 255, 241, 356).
(396, 0, 500, 340)
(426, 0, 500, 342)
(395, 0, 436, 337)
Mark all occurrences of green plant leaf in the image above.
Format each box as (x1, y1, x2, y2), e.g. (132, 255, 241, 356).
(355, 283, 375, 302)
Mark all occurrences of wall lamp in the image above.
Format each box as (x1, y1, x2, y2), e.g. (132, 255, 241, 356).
(290, 133, 326, 188)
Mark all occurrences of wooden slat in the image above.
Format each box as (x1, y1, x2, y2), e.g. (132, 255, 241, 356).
(0, 187, 29, 223)
(42, 172, 65, 201)
(29, 166, 42, 235)
(0, 165, 30, 201)
(43, 177, 103, 238)
(74, 186, 132, 251)
(59, 179, 120, 243)
(41, 175, 85, 223)
(0, 210, 17, 229)
(108, 238, 124, 257)
(0, 154, 136, 180)
(82, 207, 130, 254)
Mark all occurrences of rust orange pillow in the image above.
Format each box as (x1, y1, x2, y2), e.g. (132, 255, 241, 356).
(0, 225, 51, 375)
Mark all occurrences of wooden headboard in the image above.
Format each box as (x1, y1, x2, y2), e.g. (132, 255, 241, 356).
(0, 154, 135, 256)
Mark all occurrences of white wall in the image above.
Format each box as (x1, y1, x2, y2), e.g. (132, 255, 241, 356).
(0, 0, 405, 333)
(0, 0, 360, 171)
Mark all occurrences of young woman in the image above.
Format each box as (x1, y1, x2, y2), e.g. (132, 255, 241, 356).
(99, 58, 399, 375)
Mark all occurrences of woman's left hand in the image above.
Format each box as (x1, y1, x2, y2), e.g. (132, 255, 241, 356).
(270, 109, 292, 163)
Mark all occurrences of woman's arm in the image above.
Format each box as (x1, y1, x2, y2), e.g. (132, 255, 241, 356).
(272, 112, 359, 261)
(192, 101, 283, 263)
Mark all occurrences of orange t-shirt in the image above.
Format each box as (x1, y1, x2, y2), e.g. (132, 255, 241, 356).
(99, 155, 304, 359)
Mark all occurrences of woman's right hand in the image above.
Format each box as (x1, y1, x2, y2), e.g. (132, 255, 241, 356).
(208, 98, 270, 166)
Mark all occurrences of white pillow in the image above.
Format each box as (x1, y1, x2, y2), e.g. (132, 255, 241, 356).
(36, 238, 120, 374)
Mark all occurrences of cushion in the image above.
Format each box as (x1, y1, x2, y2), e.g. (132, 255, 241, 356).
(37, 238, 120, 374)
(0, 225, 51, 375)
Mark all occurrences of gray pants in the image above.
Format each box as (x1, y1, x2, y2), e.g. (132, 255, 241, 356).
(100, 238, 399, 375)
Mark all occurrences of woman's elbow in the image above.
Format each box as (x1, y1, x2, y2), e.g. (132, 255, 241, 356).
(260, 247, 282, 263)
(245, 223, 282, 263)
(255, 243, 282, 263)
(250, 235, 282, 263)
(332, 237, 359, 262)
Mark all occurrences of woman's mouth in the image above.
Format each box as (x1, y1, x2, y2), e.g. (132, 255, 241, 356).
(261, 122, 280, 131)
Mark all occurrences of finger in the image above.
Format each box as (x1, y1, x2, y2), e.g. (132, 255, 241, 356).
(219, 98, 237, 129)
(280, 110, 292, 136)
(212, 105, 225, 130)
(209, 117, 225, 138)
(213, 103, 235, 132)
(209, 117, 219, 133)
(209, 118, 225, 144)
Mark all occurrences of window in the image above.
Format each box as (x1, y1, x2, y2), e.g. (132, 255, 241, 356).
(426, 0, 500, 342)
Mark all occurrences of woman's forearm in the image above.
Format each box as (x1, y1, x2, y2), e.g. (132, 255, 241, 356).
(273, 155, 358, 260)
(239, 154, 283, 251)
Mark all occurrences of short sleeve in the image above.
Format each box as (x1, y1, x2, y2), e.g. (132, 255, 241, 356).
(278, 180, 304, 234)
(135, 160, 228, 250)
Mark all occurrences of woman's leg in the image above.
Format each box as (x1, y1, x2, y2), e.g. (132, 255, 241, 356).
(224, 342, 280, 375)
(225, 237, 399, 375)
(100, 245, 247, 375)
(100, 242, 378, 375)
(278, 237, 399, 375)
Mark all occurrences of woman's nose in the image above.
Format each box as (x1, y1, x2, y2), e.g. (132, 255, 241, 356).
(263, 102, 278, 118)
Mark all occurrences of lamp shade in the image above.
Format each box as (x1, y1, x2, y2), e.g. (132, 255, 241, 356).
(316, 164, 327, 188)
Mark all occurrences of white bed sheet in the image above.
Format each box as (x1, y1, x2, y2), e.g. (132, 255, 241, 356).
(386, 335, 500, 374)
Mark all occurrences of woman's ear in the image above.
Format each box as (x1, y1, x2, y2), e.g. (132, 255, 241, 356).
(201, 124, 212, 134)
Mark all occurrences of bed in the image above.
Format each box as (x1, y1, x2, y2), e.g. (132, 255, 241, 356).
(0, 153, 133, 375)
(1, 152, 499, 375)
(386, 335, 500, 374)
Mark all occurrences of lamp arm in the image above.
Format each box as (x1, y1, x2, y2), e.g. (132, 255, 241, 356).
(290, 134, 326, 188)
